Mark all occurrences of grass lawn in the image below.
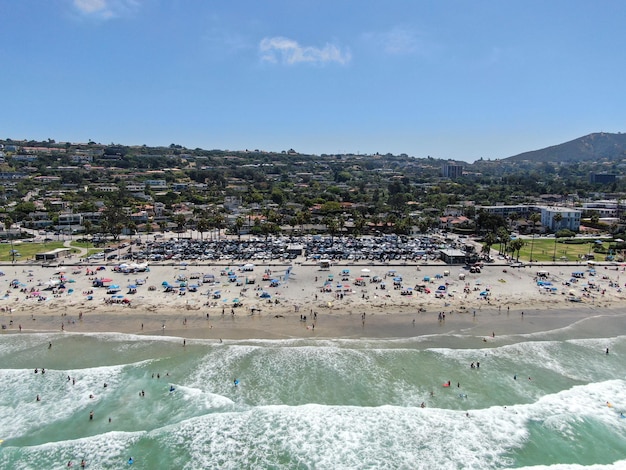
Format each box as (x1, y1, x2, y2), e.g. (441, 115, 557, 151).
(0, 240, 96, 262)
(512, 238, 608, 262)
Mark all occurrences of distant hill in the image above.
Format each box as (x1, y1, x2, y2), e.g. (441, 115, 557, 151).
(505, 132, 626, 163)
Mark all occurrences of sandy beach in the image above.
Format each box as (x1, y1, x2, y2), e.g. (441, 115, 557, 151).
(1, 257, 624, 340)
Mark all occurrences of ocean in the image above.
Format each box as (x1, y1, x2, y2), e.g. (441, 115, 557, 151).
(1, 313, 626, 469)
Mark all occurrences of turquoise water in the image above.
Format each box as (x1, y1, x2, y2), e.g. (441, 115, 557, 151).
(1, 319, 626, 469)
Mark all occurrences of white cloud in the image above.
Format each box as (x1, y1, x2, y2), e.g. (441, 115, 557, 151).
(259, 36, 351, 65)
(72, 0, 139, 19)
(363, 27, 432, 56)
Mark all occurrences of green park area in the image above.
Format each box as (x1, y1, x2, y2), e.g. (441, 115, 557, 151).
(512, 237, 614, 263)
(0, 240, 96, 263)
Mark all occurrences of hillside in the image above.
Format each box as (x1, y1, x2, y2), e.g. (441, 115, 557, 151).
(505, 132, 626, 163)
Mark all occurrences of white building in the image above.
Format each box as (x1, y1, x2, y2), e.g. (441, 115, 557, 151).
(541, 207, 582, 231)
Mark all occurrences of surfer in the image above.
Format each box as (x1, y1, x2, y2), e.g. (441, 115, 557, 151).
(80, 460, 86, 468)
(36, 394, 40, 402)
(606, 347, 609, 355)
(128, 457, 134, 465)
(234, 379, 239, 387)
(89, 410, 94, 421)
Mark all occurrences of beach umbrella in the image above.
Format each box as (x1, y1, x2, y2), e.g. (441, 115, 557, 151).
(232, 298, 240, 303)
(393, 277, 402, 282)
(260, 291, 271, 298)
(438, 285, 446, 290)
(109, 284, 120, 289)
(423, 276, 430, 282)
(127, 284, 137, 289)
(361, 268, 370, 273)
(342, 269, 350, 274)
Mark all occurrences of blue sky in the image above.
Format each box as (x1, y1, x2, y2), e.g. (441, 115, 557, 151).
(1, 1, 624, 162)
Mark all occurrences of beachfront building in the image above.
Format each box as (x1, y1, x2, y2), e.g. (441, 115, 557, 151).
(35, 248, 71, 261)
(478, 204, 582, 232)
(540, 207, 582, 231)
(439, 248, 467, 265)
(581, 201, 619, 218)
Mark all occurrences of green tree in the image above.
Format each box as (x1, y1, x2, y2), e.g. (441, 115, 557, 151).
(235, 216, 245, 241)
(483, 232, 497, 256)
(528, 212, 541, 263)
(497, 227, 509, 256)
(509, 238, 525, 262)
(197, 218, 210, 240)
(174, 214, 187, 237)
(323, 216, 339, 241)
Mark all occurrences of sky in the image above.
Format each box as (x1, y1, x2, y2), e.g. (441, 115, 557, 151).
(1, 1, 625, 162)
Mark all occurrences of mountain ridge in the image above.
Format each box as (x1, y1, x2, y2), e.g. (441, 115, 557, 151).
(504, 132, 626, 163)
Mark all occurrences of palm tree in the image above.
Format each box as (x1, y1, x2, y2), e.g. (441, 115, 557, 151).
(213, 213, 225, 241)
(528, 212, 541, 263)
(174, 214, 187, 238)
(483, 232, 497, 257)
(353, 214, 366, 237)
(235, 216, 245, 241)
(552, 213, 563, 261)
(497, 227, 509, 255)
(324, 216, 339, 241)
(196, 218, 210, 240)
(509, 238, 525, 262)
(83, 220, 93, 238)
